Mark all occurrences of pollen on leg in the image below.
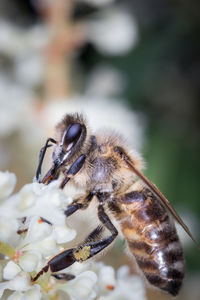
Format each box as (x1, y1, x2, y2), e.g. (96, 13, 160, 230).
(73, 246, 91, 262)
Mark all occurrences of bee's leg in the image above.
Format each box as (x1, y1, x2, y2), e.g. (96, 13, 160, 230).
(60, 155, 93, 217)
(42, 152, 86, 185)
(83, 225, 104, 243)
(64, 191, 95, 217)
(31, 207, 116, 282)
(49, 226, 104, 282)
(52, 273, 75, 281)
(69, 204, 118, 262)
(59, 154, 86, 189)
(80, 204, 118, 259)
(31, 248, 76, 282)
(36, 138, 57, 182)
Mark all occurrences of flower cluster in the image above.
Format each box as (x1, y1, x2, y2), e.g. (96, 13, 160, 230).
(0, 171, 147, 300)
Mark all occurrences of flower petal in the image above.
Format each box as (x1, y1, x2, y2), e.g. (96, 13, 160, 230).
(0, 171, 16, 200)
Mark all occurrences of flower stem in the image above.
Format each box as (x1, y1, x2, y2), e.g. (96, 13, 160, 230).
(0, 240, 15, 258)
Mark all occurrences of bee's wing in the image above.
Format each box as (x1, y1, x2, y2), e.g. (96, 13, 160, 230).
(125, 160, 200, 249)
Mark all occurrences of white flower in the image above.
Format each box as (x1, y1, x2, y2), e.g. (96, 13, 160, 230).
(3, 262, 21, 281)
(0, 171, 16, 200)
(25, 216, 53, 243)
(0, 272, 31, 298)
(7, 291, 22, 300)
(98, 265, 116, 293)
(0, 171, 147, 299)
(53, 225, 76, 244)
(18, 252, 39, 273)
(61, 271, 98, 300)
(19, 185, 37, 210)
(23, 285, 42, 300)
(98, 265, 146, 300)
(0, 219, 19, 246)
(87, 8, 138, 55)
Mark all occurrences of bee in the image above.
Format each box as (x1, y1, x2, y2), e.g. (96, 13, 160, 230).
(32, 113, 198, 296)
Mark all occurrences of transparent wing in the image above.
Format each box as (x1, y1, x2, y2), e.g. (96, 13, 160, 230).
(125, 159, 200, 249)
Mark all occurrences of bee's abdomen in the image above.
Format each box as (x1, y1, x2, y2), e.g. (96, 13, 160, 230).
(119, 190, 185, 296)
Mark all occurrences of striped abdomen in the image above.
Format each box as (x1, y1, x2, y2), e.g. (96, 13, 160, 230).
(118, 189, 184, 296)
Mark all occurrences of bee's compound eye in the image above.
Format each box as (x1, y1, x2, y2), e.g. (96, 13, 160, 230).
(64, 123, 82, 147)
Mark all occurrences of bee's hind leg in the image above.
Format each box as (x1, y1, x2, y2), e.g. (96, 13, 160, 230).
(31, 225, 104, 282)
(71, 204, 118, 262)
(31, 206, 116, 282)
(31, 248, 76, 282)
(49, 226, 104, 282)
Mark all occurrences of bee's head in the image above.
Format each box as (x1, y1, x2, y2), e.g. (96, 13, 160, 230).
(53, 113, 87, 168)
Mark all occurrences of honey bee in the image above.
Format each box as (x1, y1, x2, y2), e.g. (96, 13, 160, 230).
(32, 113, 198, 296)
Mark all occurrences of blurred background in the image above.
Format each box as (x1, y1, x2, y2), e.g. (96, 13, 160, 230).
(0, 0, 199, 299)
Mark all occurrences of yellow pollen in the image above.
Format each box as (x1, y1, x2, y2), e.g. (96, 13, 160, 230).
(73, 246, 91, 261)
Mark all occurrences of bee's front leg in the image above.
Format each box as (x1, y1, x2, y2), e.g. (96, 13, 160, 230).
(36, 138, 57, 182)
(59, 154, 86, 189)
